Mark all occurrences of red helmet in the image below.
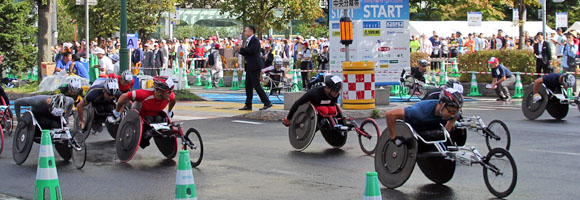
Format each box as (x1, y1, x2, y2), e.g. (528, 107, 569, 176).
(153, 76, 175, 91)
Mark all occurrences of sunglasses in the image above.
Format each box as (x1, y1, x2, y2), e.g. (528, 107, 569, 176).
(445, 106, 459, 115)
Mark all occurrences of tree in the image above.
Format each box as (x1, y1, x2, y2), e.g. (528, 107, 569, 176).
(63, 0, 178, 41)
(409, 0, 540, 21)
(179, 0, 221, 8)
(296, 22, 328, 39)
(219, 0, 324, 39)
(56, 0, 77, 43)
(0, 0, 37, 78)
(37, 0, 54, 81)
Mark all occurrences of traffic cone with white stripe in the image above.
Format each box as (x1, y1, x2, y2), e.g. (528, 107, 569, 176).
(193, 70, 203, 86)
(430, 71, 437, 84)
(512, 72, 524, 98)
(297, 70, 303, 90)
(203, 69, 213, 90)
(567, 88, 575, 100)
(467, 72, 482, 97)
(390, 85, 400, 95)
(34, 130, 63, 200)
(175, 150, 197, 200)
(438, 62, 448, 86)
(450, 58, 460, 77)
(363, 172, 381, 200)
(291, 70, 300, 92)
(230, 68, 240, 90)
(240, 71, 246, 88)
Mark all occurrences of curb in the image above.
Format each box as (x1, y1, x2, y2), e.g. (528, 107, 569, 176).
(234, 105, 401, 122)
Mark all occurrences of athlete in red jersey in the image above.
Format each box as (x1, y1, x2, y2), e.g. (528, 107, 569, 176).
(107, 70, 135, 93)
(112, 76, 176, 148)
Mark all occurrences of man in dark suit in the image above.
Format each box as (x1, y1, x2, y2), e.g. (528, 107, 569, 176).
(534, 33, 552, 76)
(235, 25, 273, 110)
(153, 43, 164, 76)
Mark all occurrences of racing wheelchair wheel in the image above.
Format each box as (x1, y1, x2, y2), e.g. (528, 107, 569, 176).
(153, 111, 178, 159)
(2, 108, 12, 136)
(416, 129, 456, 185)
(546, 99, 569, 120)
(374, 121, 418, 189)
(12, 112, 35, 165)
(485, 120, 511, 151)
(54, 142, 72, 162)
(115, 109, 142, 162)
(184, 128, 204, 168)
(288, 103, 317, 151)
(358, 118, 380, 155)
(0, 126, 4, 154)
(522, 84, 549, 120)
(75, 104, 95, 140)
(71, 130, 87, 169)
(483, 148, 518, 198)
(106, 102, 132, 139)
(320, 125, 348, 148)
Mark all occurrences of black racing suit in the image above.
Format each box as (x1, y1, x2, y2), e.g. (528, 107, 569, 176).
(83, 84, 122, 116)
(410, 67, 426, 83)
(287, 86, 342, 120)
(14, 95, 74, 133)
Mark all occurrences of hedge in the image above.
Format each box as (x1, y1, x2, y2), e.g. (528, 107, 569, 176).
(456, 50, 536, 85)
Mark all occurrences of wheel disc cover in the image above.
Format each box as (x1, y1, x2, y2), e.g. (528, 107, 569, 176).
(154, 136, 178, 158)
(546, 100, 569, 119)
(522, 84, 548, 120)
(320, 126, 347, 148)
(115, 109, 142, 162)
(288, 103, 317, 150)
(375, 121, 417, 189)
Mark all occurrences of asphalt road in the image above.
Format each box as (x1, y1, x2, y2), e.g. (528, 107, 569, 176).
(0, 100, 579, 199)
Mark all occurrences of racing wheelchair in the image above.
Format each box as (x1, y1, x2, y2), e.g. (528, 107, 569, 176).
(288, 103, 381, 155)
(0, 99, 12, 155)
(456, 116, 511, 151)
(398, 70, 438, 101)
(115, 109, 203, 167)
(74, 102, 132, 140)
(522, 84, 578, 120)
(12, 111, 86, 169)
(374, 120, 517, 198)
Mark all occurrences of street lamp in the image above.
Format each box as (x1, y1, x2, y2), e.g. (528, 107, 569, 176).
(119, 0, 128, 74)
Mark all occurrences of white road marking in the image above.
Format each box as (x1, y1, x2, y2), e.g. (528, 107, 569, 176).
(526, 149, 580, 157)
(173, 115, 209, 121)
(232, 120, 262, 125)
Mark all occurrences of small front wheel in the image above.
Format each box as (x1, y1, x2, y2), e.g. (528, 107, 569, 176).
(71, 130, 87, 169)
(483, 148, 517, 198)
(485, 120, 511, 151)
(358, 118, 380, 155)
(184, 128, 203, 168)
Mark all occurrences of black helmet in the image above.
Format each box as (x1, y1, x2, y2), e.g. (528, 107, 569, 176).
(418, 59, 429, 67)
(104, 78, 120, 95)
(439, 88, 464, 108)
(445, 79, 464, 93)
(324, 75, 343, 92)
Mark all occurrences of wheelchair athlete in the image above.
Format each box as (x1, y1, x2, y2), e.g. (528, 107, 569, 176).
(14, 94, 74, 131)
(262, 57, 286, 96)
(411, 59, 428, 84)
(110, 70, 135, 93)
(532, 73, 576, 102)
(111, 76, 176, 148)
(76, 78, 122, 130)
(283, 75, 343, 126)
(58, 77, 84, 100)
(385, 88, 463, 146)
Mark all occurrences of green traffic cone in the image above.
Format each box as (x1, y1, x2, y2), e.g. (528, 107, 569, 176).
(467, 72, 482, 96)
(182, 67, 191, 89)
(399, 85, 410, 98)
(203, 69, 213, 90)
(218, 77, 225, 87)
(364, 172, 382, 200)
(438, 62, 448, 86)
(512, 72, 524, 98)
(291, 70, 300, 92)
(567, 88, 575, 100)
(175, 150, 197, 200)
(430, 71, 437, 84)
(240, 71, 246, 88)
(230, 69, 240, 90)
(34, 130, 63, 200)
(194, 70, 203, 86)
(450, 58, 460, 77)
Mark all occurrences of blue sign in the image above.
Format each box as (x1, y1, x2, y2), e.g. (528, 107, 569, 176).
(329, 0, 410, 21)
(332, 23, 340, 29)
(363, 21, 381, 29)
(385, 21, 404, 28)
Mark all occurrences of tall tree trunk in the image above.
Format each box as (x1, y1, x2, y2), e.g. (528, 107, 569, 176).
(37, 0, 53, 81)
(518, 0, 525, 50)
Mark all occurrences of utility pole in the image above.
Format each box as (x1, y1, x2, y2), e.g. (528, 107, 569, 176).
(518, 0, 525, 50)
(119, 0, 128, 73)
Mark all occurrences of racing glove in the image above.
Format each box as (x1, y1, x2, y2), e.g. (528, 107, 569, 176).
(168, 111, 174, 118)
(533, 93, 542, 102)
(282, 117, 291, 127)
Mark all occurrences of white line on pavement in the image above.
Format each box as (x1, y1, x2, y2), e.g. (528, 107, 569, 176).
(526, 149, 580, 157)
(232, 120, 263, 125)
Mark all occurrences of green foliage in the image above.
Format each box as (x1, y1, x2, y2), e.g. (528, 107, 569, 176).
(57, 0, 76, 43)
(411, 52, 431, 68)
(0, 0, 37, 77)
(410, 0, 540, 21)
(5, 82, 39, 94)
(296, 22, 329, 39)
(174, 25, 242, 39)
(371, 109, 380, 119)
(63, 0, 178, 40)
(457, 50, 536, 84)
(219, 0, 323, 38)
(174, 90, 203, 101)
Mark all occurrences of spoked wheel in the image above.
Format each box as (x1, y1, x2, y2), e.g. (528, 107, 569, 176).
(184, 128, 203, 168)
(75, 105, 95, 140)
(485, 120, 511, 151)
(71, 130, 87, 169)
(12, 112, 35, 165)
(483, 148, 518, 198)
(358, 118, 380, 155)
